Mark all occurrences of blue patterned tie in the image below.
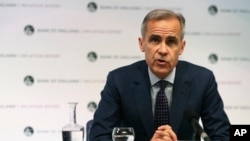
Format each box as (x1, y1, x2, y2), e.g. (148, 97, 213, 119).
(154, 80, 169, 130)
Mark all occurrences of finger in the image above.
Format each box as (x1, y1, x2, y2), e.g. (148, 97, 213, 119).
(151, 130, 163, 141)
(167, 130, 177, 141)
(156, 125, 177, 141)
(163, 135, 173, 141)
(155, 129, 170, 140)
(158, 124, 172, 130)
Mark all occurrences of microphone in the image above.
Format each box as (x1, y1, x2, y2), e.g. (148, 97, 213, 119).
(184, 109, 211, 141)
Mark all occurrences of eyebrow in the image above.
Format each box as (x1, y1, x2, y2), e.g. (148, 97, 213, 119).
(166, 36, 178, 40)
(149, 34, 178, 39)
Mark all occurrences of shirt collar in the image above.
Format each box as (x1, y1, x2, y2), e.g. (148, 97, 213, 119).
(148, 67, 176, 86)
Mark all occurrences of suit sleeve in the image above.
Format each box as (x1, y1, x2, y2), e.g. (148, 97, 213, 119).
(200, 71, 230, 141)
(89, 72, 121, 141)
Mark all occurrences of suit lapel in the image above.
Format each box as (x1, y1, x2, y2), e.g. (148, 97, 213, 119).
(132, 61, 155, 138)
(170, 61, 192, 133)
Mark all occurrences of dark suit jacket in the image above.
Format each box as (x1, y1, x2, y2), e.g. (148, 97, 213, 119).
(90, 60, 230, 141)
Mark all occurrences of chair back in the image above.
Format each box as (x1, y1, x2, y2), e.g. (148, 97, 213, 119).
(86, 119, 93, 141)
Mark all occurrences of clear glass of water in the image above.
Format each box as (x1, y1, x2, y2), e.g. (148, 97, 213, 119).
(112, 127, 135, 141)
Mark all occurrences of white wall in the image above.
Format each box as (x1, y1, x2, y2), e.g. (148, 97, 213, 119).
(0, 0, 249, 140)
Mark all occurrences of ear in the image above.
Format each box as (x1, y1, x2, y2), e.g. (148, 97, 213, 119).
(179, 40, 186, 55)
(138, 37, 145, 52)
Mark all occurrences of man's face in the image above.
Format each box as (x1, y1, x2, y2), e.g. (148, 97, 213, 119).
(139, 18, 186, 79)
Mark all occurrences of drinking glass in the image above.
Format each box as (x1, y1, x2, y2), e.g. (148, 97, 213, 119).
(112, 127, 135, 141)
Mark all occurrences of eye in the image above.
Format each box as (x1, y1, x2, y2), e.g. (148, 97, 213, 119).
(166, 37, 178, 46)
(149, 36, 161, 44)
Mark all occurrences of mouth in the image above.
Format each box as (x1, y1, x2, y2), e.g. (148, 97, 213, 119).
(156, 59, 167, 65)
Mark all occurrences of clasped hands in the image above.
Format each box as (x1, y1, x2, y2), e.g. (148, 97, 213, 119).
(151, 125, 177, 141)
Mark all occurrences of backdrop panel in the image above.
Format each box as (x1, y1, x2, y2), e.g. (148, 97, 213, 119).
(0, 0, 249, 141)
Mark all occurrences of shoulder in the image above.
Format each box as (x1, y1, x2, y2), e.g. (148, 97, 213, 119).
(105, 60, 148, 85)
(110, 60, 147, 74)
(178, 60, 212, 73)
(105, 60, 149, 83)
(177, 60, 215, 80)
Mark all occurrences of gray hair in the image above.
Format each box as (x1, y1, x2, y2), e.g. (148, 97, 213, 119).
(141, 9, 185, 40)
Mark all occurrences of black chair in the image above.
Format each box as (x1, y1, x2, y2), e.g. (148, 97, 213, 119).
(86, 119, 93, 141)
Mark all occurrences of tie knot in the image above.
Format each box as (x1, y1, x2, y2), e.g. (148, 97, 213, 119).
(157, 80, 168, 90)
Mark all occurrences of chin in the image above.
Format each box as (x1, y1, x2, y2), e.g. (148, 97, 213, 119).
(153, 70, 168, 79)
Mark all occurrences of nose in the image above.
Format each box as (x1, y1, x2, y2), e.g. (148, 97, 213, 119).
(158, 43, 168, 54)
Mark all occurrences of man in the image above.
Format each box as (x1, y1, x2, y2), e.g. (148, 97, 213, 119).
(90, 9, 230, 141)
